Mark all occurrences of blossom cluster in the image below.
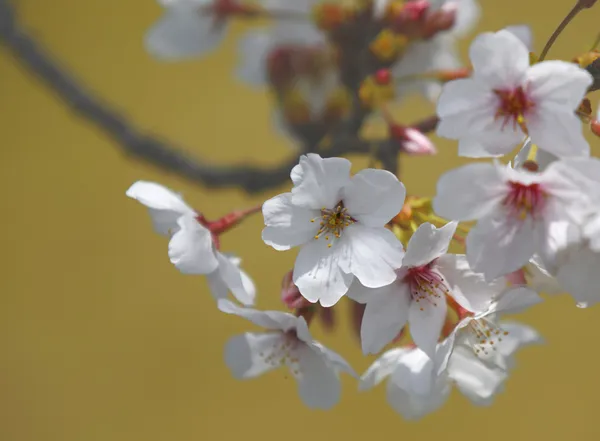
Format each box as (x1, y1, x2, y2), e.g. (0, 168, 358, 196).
(126, 0, 600, 420)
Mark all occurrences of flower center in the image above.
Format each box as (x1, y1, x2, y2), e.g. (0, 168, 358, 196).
(494, 86, 534, 133)
(502, 181, 546, 220)
(311, 202, 355, 247)
(403, 263, 450, 311)
(464, 318, 509, 357)
(259, 332, 303, 378)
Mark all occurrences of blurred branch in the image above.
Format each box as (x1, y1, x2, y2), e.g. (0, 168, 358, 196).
(0, 0, 439, 193)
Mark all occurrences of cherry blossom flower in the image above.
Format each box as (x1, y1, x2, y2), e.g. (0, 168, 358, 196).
(145, 0, 240, 61)
(348, 222, 505, 358)
(236, 22, 325, 88)
(433, 159, 600, 281)
(435, 286, 542, 374)
(218, 299, 355, 409)
(126, 181, 255, 305)
(554, 243, 600, 308)
(436, 29, 593, 158)
(262, 154, 406, 307)
(392, 0, 481, 102)
(359, 321, 541, 420)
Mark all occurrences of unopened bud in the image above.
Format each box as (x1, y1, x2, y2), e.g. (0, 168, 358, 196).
(389, 125, 437, 155)
(369, 29, 408, 61)
(592, 119, 600, 137)
(374, 68, 392, 85)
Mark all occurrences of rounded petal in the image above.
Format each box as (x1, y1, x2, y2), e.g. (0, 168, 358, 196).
(359, 348, 407, 391)
(448, 346, 507, 405)
(466, 216, 536, 282)
(262, 193, 319, 251)
(433, 163, 506, 221)
(386, 379, 450, 420)
(297, 346, 341, 409)
(527, 60, 593, 110)
(225, 332, 283, 379)
(145, 9, 225, 61)
(292, 238, 354, 307)
(556, 246, 600, 308)
(436, 254, 505, 313)
(342, 169, 406, 227)
(403, 222, 457, 268)
(436, 79, 498, 140)
(504, 25, 533, 50)
(290, 154, 352, 209)
(168, 215, 219, 274)
(527, 107, 590, 158)
(408, 294, 448, 359)
(343, 225, 405, 289)
(495, 321, 543, 359)
(236, 30, 271, 87)
(126, 181, 195, 235)
(360, 284, 410, 355)
(469, 30, 529, 89)
(490, 286, 543, 315)
(215, 253, 255, 306)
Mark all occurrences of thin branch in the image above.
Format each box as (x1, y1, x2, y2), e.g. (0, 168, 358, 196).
(0, 0, 370, 193)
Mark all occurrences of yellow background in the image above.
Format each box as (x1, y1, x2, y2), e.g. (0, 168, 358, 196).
(1, 1, 599, 440)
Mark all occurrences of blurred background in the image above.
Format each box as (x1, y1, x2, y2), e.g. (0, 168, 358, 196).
(1, 0, 599, 440)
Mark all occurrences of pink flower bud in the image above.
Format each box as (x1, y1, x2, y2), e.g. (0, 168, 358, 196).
(281, 270, 311, 309)
(506, 269, 527, 286)
(390, 125, 437, 155)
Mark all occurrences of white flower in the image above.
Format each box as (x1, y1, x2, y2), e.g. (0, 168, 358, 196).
(236, 22, 325, 87)
(433, 159, 600, 281)
(512, 138, 558, 172)
(262, 154, 406, 307)
(360, 321, 541, 420)
(436, 29, 593, 158)
(348, 222, 505, 358)
(393, 0, 481, 102)
(218, 299, 356, 409)
(435, 286, 542, 374)
(126, 181, 255, 305)
(145, 0, 227, 61)
(554, 244, 600, 308)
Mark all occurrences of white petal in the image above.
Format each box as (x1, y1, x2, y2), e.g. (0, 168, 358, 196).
(434, 330, 459, 375)
(469, 30, 529, 89)
(145, 9, 225, 61)
(290, 154, 352, 209)
(513, 138, 558, 171)
(359, 348, 407, 391)
(504, 25, 533, 50)
(224, 332, 283, 378)
(466, 216, 536, 281)
(436, 79, 498, 140)
(451, 0, 481, 37)
(168, 215, 219, 274)
(433, 163, 506, 221)
(215, 253, 255, 306)
(386, 379, 450, 420)
(342, 225, 404, 289)
(556, 246, 600, 308)
(495, 321, 543, 359)
(490, 286, 543, 315)
(297, 346, 341, 409)
(308, 341, 357, 378)
(126, 181, 195, 235)
(345, 278, 392, 304)
(206, 270, 228, 300)
(436, 254, 505, 313)
(409, 294, 447, 359)
(292, 238, 354, 307)
(342, 169, 406, 227)
(448, 346, 507, 405)
(217, 299, 298, 331)
(403, 222, 457, 268)
(361, 284, 411, 355)
(262, 193, 319, 251)
(236, 30, 271, 87)
(527, 107, 590, 158)
(528, 60, 593, 110)
(525, 257, 562, 294)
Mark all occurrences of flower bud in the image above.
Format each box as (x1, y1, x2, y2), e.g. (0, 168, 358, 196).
(389, 125, 437, 155)
(281, 270, 311, 309)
